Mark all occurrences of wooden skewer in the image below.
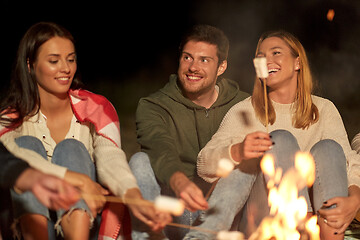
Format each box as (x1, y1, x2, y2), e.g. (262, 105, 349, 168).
(204, 179, 219, 200)
(167, 222, 217, 235)
(82, 193, 218, 236)
(82, 193, 154, 207)
(263, 78, 269, 133)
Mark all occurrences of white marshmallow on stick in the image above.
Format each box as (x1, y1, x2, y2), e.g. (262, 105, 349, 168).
(253, 57, 269, 132)
(253, 57, 269, 79)
(154, 195, 185, 216)
(216, 158, 235, 178)
(217, 230, 245, 240)
(205, 158, 235, 199)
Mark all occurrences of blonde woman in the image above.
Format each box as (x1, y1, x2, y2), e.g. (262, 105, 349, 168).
(184, 31, 360, 240)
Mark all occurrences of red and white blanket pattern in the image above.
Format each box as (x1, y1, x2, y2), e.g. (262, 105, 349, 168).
(70, 89, 131, 240)
(0, 89, 131, 240)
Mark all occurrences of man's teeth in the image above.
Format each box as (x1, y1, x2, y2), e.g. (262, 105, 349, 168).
(188, 75, 201, 80)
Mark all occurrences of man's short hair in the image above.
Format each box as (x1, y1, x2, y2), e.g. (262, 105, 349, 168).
(179, 24, 229, 64)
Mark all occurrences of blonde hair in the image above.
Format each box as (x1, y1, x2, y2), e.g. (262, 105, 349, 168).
(251, 30, 318, 129)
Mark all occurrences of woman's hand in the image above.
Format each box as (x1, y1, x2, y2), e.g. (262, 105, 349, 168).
(124, 188, 172, 232)
(318, 185, 360, 234)
(231, 131, 273, 162)
(64, 170, 109, 217)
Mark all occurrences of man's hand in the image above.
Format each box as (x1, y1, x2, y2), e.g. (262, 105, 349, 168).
(231, 131, 273, 162)
(15, 168, 80, 210)
(170, 172, 208, 212)
(125, 188, 172, 232)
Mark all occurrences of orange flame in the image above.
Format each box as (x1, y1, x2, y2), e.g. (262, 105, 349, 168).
(305, 215, 320, 240)
(250, 152, 320, 240)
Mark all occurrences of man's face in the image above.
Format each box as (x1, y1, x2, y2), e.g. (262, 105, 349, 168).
(177, 40, 226, 99)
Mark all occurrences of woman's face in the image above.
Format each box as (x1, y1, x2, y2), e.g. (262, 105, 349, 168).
(256, 36, 299, 94)
(32, 36, 77, 99)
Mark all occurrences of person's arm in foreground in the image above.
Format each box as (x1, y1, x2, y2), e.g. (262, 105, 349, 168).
(15, 168, 80, 210)
(1, 142, 79, 210)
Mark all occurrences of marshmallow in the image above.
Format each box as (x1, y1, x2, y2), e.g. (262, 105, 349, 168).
(216, 158, 235, 178)
(217, 231, 244, 240)
(253, 57, 269, 79)
(154, 196, 185, 216)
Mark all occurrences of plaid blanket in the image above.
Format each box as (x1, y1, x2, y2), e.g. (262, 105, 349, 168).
(0, 89, 131, 240)
(70, 89, 131, 240)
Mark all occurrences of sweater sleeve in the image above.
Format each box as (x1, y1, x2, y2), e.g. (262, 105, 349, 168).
(93, 132, 139, 197)
(0, 142, 30, 189)
(0, 133, 67, 179)
(136, 99, 187, 187)
(197, 101, 246, 183)
(351, 133, 360, 154)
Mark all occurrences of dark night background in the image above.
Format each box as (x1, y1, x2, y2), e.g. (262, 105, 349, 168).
(1, 0, 360, 158)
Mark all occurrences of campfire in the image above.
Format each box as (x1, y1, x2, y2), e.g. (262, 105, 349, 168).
(248, 152, 320, 240)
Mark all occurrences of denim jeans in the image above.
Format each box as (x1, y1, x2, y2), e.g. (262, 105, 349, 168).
(11, 136, 100, 239)
(129, 152, 211, 240)
(184, 129, 348, 239)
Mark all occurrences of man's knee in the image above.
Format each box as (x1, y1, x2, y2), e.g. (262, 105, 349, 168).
(129, 152, 151, 172)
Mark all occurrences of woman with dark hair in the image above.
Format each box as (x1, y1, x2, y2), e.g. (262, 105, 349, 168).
(184, 30, 360, 240)
(0, 22, 171, 240)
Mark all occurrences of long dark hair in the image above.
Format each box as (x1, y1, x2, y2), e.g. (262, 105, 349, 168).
(0, 22, 83, 128)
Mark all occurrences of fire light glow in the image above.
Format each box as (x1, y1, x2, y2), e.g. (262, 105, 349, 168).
(250, 152, 320, 240)
(327, 9, 335, 21)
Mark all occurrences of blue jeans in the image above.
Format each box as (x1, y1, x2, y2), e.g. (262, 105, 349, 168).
(184, 129, 348, 239)
(129, 152, 211, 240)
(11, 136, 100, 239)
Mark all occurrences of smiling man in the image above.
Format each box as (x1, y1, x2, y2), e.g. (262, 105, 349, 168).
(129, 25, 249, 239)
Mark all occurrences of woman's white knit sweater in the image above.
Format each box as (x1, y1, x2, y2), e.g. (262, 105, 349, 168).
(197, 96, 360, 189)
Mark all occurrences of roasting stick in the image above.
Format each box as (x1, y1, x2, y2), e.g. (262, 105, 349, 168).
(253, 57, 269, 133)
(82, 194, 247, 239)
(81, 194, 184, 215)
(263, 78, 269, 133)
(204, 178, 219, 200)
(81, 193, 219, 235)
(167, 222, 217, 235)
(82, 193, 153, 206)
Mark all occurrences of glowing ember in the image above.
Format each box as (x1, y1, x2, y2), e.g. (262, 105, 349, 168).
(249, 152, 320, 240)
(327, 9, 335, 21)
